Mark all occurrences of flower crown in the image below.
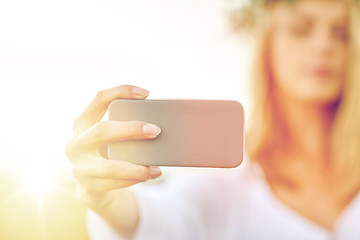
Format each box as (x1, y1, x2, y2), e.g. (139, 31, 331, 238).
(229, 0, 359, 34)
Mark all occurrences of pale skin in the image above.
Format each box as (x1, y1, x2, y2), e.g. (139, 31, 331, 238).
(65, 0, 354, 238)
(64, 85, 162, 239)
(265, 0, 352, 230)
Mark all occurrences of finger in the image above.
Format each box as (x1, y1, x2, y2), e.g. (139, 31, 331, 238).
(73, 85, 150, 134)
(72, 120, 161, 150)
(78, 177, 147, 193)
(72, 160, 162, 181)
(98, 143, 108, 158)
(75, 184, 135, 208)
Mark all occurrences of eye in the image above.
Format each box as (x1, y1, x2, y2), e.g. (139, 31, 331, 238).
(333, 26, 349, 42)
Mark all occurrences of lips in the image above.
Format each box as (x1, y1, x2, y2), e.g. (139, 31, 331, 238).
(310, 67, 334, 78)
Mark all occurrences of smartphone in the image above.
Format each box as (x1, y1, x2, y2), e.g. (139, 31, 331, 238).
(107, 99, 244, 168)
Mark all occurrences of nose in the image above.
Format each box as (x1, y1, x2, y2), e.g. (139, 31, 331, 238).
(310, 26, 338, 61)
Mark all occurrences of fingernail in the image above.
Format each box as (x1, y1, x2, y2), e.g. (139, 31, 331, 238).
(150, 167, 162, 178)
(143, 123, 161, 137)
(133, 87, 150, 97)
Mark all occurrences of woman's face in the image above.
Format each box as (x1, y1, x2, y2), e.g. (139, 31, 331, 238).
(268, 0, 349, 105)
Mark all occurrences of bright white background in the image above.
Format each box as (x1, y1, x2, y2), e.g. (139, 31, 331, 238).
(0, 0, 253, 182)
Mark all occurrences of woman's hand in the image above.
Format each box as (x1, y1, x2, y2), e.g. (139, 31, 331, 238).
(64, 85, 162, 209)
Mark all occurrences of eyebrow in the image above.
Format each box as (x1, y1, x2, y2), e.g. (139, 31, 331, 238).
(291, 7, 348, 26)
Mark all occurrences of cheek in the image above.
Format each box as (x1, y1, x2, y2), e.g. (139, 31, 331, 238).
(338, 50, 347, 78)
(270, 33, 304, 96)
(269, 33, 345, 104)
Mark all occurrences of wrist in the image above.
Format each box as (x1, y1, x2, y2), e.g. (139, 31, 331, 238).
(76, 184, 113, 210)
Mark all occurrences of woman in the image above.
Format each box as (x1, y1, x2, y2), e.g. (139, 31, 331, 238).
(65, 0, 360, 239)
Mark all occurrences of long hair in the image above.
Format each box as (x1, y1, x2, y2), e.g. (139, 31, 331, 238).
(230, 0, 360, 197)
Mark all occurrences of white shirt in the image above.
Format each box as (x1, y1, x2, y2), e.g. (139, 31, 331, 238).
(86, 154, 360, 240)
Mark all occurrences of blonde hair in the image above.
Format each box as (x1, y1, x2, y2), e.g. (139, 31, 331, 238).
(230, 0, 360, 197)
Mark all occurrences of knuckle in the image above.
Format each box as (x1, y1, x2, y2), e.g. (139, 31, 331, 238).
(91, 121, 108, 140)
(90, 180, 109, 193)
(72, 167, 83, 180)
(134, 166, 151, 179)
(81, 182, 94, 193)
(131, 120, 146, 134)
(75, 184, 86, 200)
(116, 121, 143, 140)
(98, 181, 111, 192)
(64, 139, 75, 158)
(72, 117, 80, 133)
(121, 84, 133, 92)
(87, 183, 100, 193)
(131, 120, 143, 128)
(101, 161, 113, 177)
(117, 85, 135, 99)
(134, 120, 145, 127)
(64, 136, 83, 159)
(94, 89, 107, 103)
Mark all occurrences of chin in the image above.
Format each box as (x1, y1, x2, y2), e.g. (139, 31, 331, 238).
(306, 77, 344, 105)
(302, 91, 342, 107)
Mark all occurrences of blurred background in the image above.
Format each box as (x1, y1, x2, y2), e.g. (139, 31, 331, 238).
(0, 0, 253, 239)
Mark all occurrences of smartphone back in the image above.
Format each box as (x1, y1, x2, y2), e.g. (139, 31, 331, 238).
(108, 99, 244, 168)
